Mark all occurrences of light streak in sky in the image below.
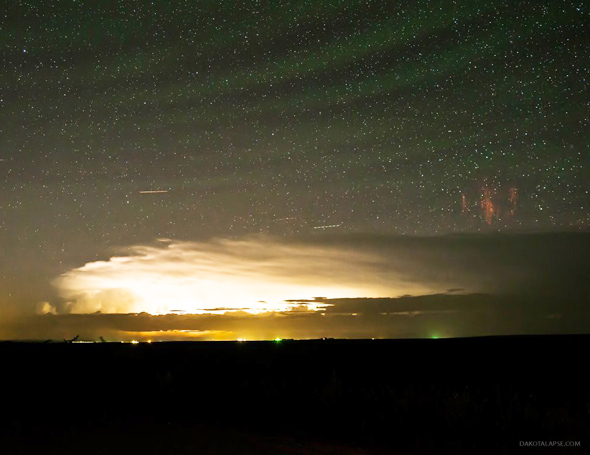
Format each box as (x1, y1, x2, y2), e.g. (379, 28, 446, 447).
(139, 190, 169, 194)
(313, 224, 342, 230)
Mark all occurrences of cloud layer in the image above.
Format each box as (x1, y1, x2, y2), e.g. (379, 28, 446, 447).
(53, 236, 433, 315)
(51, 232, 590, 315)
(5, 231, 585, 341)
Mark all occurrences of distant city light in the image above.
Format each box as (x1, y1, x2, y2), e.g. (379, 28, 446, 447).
(131, 340, 139, 344)
(274, 338, 282, 342)
(237, 338, 246, 342)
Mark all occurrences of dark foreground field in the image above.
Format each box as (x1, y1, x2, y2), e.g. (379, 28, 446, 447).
(1, 335, 588, 454)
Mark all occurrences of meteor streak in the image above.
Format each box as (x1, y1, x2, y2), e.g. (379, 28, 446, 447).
(313, 224, 342, 230)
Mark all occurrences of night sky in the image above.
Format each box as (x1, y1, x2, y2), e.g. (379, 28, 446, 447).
(1, 1, 589, 340)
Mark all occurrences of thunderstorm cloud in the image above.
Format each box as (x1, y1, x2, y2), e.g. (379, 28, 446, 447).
(53, 236, 418, 315)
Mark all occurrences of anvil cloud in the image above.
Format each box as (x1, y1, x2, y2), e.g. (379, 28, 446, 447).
(51, 236, 432, 315)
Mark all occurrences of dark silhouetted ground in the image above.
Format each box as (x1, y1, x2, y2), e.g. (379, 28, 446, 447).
(1, 336, 588, 454)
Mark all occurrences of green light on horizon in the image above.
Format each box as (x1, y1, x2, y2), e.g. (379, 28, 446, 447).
(274, 338, 282, 342)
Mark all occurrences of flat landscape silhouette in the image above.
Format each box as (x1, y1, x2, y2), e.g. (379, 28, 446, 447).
(1, 335, 588, 454)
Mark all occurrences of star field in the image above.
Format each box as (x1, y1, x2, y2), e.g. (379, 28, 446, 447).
(0, 1, 589, 315)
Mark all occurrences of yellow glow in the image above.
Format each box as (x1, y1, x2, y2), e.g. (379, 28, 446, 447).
(54, 238, 415, 315)
(130, 340, 139, 344)
(121, 329, 230, 341)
